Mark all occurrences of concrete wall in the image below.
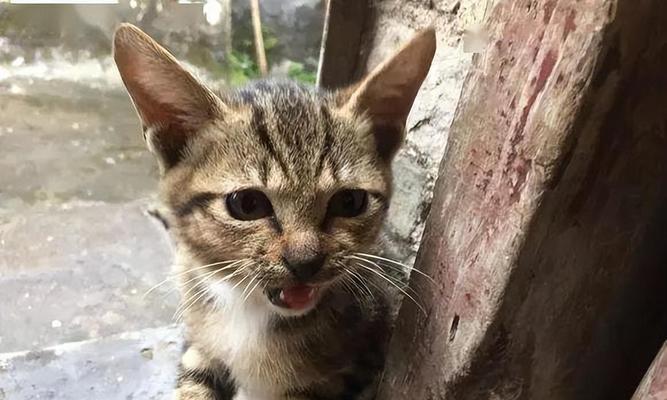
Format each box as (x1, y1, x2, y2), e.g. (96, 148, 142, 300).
(353, 0, 493, 261)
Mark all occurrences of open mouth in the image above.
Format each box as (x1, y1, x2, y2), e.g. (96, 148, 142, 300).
(266, 284, 319, 311)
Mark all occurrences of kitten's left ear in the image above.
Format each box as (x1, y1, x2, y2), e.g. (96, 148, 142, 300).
(338, 28, 436, 160)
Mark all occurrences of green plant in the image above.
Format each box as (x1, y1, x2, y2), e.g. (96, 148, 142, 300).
(228, 50, 260, 85)
(287, 61, 316, 84)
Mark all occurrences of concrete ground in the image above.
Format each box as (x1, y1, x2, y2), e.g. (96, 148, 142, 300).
(0, 77, 181, 399)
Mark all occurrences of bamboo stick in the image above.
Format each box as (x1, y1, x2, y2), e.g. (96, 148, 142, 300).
(249, 0, 268, 76)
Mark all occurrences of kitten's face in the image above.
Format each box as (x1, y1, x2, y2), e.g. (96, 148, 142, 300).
(163, 84, 391, 314)
(113, 24, 435, 315)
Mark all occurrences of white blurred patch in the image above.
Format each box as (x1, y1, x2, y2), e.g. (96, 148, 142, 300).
(8, 84, 25, 95)
(463, 24, 489, 54)
(0, 51, 216, 88)
(203, 0, 222, 26)
(11, 56, 25, 67)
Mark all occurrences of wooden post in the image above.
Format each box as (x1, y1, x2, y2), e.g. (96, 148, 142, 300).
(632, 342, 667, 400)
(220, 0, 232, 71)
(316, 0, 370, 89)
(249, 0, 268, 76)
(369, 0, 667, 399)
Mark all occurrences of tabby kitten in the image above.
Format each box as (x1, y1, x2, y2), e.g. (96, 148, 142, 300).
(113, 23, 435, 400)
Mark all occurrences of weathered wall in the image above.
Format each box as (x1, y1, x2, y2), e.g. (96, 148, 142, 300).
(369, 0, 667, 398)
(341, 0, 494, 261)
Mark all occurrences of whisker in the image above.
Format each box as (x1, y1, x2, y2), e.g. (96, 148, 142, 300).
(243, 276, 264, 304)
(172, 270, 220, 321)
(230, 271, 253, 292)
(348, 258, 426, 315)
(353, 252, 436, 283)
(240, 275, 256, 301)
(340, 264, 374, 300)
(174, 265, 247, 322)
(345, 264, 389, 300)
(177, 268, 219, 305)
(347, 276, 375, 308)
(172, 261, 250, 321)
(339, 275, 366, 307)
(350, 256, 422, 298)
(171, 259, 244, 277)
(177, 261, 245, 305)
(143, 259, 244, 298)
(179, 259, 247, 289)
(174, 284, 211, 322)
(181, 260, 252, 317)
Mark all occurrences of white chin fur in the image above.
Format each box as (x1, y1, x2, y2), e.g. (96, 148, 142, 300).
(268, 300, 318, 317)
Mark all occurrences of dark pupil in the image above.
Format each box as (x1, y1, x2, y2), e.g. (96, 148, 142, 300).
(329, 189, 367, 218)
(241, 193, 258, 214)
(343, 192, 357, 211)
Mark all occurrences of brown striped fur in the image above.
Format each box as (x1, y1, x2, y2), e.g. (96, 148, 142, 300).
(113, 23, 435, 400)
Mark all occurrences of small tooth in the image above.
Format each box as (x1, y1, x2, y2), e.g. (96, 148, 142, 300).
(279, 290, 285, 301)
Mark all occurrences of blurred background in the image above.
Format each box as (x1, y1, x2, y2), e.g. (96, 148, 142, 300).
(0, 1, 325, 398)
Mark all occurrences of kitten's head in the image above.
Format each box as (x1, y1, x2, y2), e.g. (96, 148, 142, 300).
(113, 24, 435, 316)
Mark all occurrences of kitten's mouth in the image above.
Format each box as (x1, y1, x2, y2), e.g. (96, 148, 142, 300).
(266, 285, 319, 311)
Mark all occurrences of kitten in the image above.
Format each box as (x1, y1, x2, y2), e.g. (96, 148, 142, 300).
(113, 23, 435, 400)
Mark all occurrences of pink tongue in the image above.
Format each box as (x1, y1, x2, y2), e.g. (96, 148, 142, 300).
(280, 285, 315, 309)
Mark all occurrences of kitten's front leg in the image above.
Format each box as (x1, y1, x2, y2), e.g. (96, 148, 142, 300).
(174, 346, 237, 400)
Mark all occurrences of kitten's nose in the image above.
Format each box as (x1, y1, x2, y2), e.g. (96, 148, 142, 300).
(282, 254, 325, 281)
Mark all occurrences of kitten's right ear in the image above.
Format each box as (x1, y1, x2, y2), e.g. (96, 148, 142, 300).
(113, 23, 222, 169)
(336, 28, 436, 161)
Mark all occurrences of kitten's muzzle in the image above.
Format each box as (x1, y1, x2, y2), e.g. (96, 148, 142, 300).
(282, 254, 325, 282)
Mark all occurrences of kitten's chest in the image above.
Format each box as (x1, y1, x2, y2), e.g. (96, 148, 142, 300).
(198, 305, 301, 399)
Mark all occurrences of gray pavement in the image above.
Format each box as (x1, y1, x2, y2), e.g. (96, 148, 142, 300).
(0, 325, 183, 400)
(0, 78, 180, 399)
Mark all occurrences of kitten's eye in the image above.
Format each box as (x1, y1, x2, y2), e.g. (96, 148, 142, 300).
(226, 190, 273, 220)
(327, 189, 368, 218)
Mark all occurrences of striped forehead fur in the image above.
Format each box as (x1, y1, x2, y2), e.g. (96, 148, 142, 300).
(216, 80, 380, 186)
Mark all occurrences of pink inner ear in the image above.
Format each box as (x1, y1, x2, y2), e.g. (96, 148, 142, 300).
(117, 56, 203, 130)
(113, 23, 223, 168)
(113, 24, 218, 131)
(338, 28, 436, 160)
(348, 28, 435, 124)
(124, 73, 178, 129)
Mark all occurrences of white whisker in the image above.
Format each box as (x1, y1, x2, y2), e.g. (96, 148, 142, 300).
(172, 260, 251, 321)
(230, 271, 253, 292)
(347, 257, 426, 315)
(143, 259, 245, 298)
(353, 252, 436, 283)
(243, 277, 264, 304)
(339, 275, 365, 307)
(341, 264, 374, 300)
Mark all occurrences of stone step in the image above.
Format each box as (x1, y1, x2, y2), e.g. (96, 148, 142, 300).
(0, 324, 183, 400)
(0, 200, 178, 353)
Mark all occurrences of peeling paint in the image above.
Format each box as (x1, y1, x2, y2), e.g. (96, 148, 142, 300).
(508, 156, 532, 204)
(518, 49, 559, 137)
(563, 9, 578, 40)
(543, 0, 557, 24)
